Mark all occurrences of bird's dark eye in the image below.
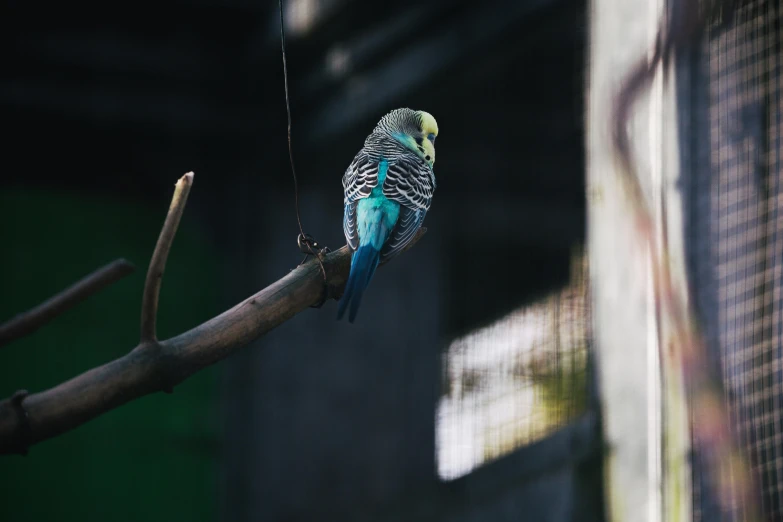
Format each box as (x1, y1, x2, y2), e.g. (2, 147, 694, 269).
(427, 133, 436, 143)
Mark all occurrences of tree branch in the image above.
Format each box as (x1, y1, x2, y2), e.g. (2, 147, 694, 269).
(0, 259, 135, 348)
(140, 172, 193, 344)
(0, 171, 426, 455)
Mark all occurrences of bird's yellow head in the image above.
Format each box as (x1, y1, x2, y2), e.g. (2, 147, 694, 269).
(374, 108, 438, 167)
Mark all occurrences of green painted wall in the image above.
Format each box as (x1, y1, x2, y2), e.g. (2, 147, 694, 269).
(0, 188, 221, 522)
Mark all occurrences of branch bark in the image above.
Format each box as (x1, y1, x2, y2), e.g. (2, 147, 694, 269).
(0, 173, 426, 456)
(0, 259, 135, 348)
(140, 172, 193, 343)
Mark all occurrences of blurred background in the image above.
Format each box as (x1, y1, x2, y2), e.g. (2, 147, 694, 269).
(0, 0, 594, 521)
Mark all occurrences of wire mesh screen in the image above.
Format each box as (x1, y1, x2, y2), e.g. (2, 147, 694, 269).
(683, 1, 783, 519)
(436, 249, 590, 480)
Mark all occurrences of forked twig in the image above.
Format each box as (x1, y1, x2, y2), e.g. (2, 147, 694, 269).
(0, 259, 135, 348)
(140, 172, 193, 344)
(0, 170, 426, 455)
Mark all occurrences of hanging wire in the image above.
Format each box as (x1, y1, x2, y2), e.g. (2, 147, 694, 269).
(278, 0, 328, 282)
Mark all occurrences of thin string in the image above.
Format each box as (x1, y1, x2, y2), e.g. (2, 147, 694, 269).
(278, 0, 327, 281)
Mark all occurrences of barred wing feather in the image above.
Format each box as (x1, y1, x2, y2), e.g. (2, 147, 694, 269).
(382, 154, 435, 211)
(342, 150, 378, 204)
(343, 202, 359, 250)
(342, 150, 379, 250)
(380, 206, 426, 262)
(379, 154, 435, 262)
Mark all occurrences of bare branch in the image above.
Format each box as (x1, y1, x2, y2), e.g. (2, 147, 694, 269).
(0, 209, 426, 454)
(140, 172, 194, 344)
(0, 259, 135, 348)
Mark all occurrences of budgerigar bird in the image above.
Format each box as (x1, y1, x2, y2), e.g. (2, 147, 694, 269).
(337, 108, 438, 323)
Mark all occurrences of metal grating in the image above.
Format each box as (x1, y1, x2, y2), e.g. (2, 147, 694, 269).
(684, 1, 783, 519)
(436, 249, 591, 480)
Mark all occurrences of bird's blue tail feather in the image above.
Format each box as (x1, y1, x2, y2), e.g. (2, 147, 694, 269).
(337, 245, 381, 323)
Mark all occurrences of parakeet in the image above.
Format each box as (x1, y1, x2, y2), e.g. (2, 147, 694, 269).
(337, 108, 438, 322)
